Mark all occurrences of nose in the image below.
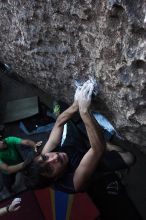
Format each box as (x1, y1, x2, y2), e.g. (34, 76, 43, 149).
(48, 153, 58, 164)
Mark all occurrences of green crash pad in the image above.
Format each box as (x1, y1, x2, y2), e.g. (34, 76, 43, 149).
(3, 96, 39, 123)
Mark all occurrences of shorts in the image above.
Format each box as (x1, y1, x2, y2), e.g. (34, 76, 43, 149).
(87, 173, 143, 220)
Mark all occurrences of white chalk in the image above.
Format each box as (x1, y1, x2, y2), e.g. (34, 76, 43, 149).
(12, 198, 21, 203)
(74, 77, 100, 97)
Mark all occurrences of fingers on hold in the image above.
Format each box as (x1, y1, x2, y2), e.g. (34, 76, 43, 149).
(74, 86, 81, 100)
(80, 82, 88, 92)
(87, 86, 93, 99)
(82, 85, 93, 98)
(76, 80, 94, 100)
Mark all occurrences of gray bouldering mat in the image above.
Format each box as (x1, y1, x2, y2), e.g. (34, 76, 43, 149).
(3, 96, 39, 123)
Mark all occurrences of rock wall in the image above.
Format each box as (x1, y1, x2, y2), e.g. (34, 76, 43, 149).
(0, 0, 146, 148)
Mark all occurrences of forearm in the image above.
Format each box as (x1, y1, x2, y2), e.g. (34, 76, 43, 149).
(74, 109, 106, 192)
(21, 139, 36, 147)
(80, 110, 105, 154)
(6, 162, 24, 174)
(42, 102, 78, 154)
(56, 102, 78, 126)
(0, 207, 7, 216)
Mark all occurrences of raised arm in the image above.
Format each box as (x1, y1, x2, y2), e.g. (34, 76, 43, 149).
(73, 82, 105, 191)
(42, 101, 78, 154)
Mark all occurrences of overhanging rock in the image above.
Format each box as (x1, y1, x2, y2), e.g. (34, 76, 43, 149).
(0, 0, 145, 150)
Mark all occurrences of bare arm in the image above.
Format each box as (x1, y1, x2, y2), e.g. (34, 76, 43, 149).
(74, 112, 105, 191)
(21, 139, 42, 152)
(73, 82, 105, 191)
(42, 101, 78, 154)
(21, 139, 36, 147)
(0, 162, 24, 174)
(80, 111, 105, 153)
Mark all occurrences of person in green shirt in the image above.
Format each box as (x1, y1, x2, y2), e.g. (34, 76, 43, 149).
(0, 136, 42, 192)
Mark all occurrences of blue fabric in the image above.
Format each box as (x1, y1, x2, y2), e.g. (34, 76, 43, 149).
(93, 112, 115, 133)
(19, 121, 54, 135)
(93, 112, 122, 141)
(60, 112, 122, 144)
(55, 191, 69, 220)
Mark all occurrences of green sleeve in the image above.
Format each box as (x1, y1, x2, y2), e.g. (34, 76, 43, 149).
(0, 160, 4, 164)
(5, 136, 22, 145)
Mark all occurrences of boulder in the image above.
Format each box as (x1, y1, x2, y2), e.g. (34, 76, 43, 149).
(0, 0, 145, 149)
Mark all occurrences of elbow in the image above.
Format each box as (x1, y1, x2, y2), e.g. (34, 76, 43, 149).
(56, 115, 65, 127)
(98, 139, 106, 153)
(74, 183, 85, 193)
(94, 140, 105, 151)
(75, 185, 86, 193)
(4, 168, 11, 175)
(93, 145, 104, 157)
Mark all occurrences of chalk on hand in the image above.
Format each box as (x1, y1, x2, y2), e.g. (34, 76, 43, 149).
(12, 198, 21, 203)
(74, 77, 100, 98)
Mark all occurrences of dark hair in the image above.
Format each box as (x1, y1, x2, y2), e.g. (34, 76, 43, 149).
(0, 137, 5, 143)
(23, 157, 53, 190)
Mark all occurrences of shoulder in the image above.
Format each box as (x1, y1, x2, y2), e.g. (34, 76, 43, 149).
(5, 136, 22, 144)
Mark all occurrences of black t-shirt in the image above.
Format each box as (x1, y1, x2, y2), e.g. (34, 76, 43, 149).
(51, 121, 127, 194)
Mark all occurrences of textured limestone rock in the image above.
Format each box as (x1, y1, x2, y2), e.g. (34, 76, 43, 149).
(0, 0, 146, 149)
